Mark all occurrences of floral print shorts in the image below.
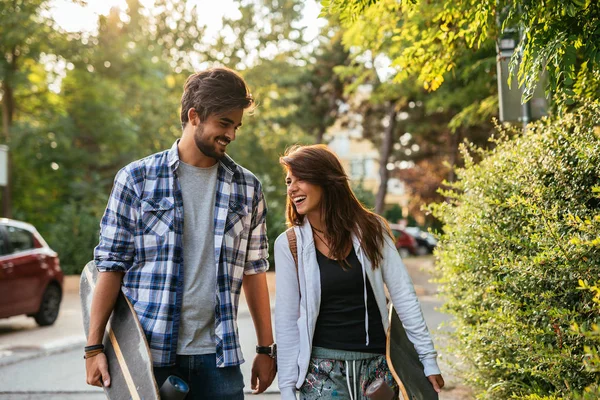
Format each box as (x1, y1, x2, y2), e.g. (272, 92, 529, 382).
(299, 347, 399, 399)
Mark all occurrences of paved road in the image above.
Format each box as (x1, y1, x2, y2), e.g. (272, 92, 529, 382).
(0, 256, 472, 399)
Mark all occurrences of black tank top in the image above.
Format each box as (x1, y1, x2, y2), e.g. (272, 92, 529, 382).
(312, 247, 386, 354)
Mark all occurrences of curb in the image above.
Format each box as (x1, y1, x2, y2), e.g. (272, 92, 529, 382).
(0, 339, 85, 368)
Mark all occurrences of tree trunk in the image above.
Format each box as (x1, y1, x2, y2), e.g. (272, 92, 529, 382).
(1, 79, 13, 143)
(375, 103, 397, 215)
(447, 129, 461, 183)
(315, 125, 326, 144)
(315, 84, 340, 144)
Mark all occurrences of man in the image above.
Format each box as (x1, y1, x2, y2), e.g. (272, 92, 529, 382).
(85, 67, 276, 399)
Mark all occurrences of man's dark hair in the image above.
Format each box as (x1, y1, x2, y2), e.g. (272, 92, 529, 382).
(180, 67, 254, 128)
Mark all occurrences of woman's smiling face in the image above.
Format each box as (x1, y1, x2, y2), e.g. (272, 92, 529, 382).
(285, 170, 323, 217)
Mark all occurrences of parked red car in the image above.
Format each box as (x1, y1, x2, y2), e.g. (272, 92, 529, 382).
(388, 223, 418, 258)
(0, 219, 63, 326)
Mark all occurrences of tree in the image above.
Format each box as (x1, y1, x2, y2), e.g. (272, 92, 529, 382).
(214, 0, 316, 259)
(4, 0, 361, 271)
(327, 0, 497, 218)
(0, 0, 74, 141)
(0, 0, 83, 217)
(285, 24, 350, 144)
(328, 8, 414, 215)
(7, 0, 220, 271)
(321, 0, 600, 103)
(392, 41, 497, 224)
(7, 0, 201, 271)
(333, 62, 406, 215)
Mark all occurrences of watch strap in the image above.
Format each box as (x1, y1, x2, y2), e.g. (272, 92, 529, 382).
(256, 343, 277, 358)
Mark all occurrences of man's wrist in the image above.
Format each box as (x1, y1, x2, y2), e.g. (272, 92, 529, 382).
(84, 344, 105, 359)
(256, 343, 277, 359)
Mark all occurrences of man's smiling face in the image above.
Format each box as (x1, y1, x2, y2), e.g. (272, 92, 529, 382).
(193, 108, 243, 159)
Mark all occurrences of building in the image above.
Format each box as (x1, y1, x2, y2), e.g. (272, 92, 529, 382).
(327, 117, 409, 219)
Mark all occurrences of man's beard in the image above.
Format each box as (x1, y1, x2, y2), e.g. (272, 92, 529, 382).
(193, 124, 227, 160)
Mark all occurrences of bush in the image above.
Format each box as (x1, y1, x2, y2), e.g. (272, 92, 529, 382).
(575, 280, 600, 399)
(352, 180, 376, 209)
(431, 100, 600, 399)
(384, 204, 404, 223)
(44, 202, 102, 275)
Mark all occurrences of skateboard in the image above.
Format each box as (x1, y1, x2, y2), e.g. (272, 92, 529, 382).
(80, 260, 189, 400)
(386, 306, 439, 400)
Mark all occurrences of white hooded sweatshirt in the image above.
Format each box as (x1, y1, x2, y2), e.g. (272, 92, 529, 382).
(274, 219, 441, 400)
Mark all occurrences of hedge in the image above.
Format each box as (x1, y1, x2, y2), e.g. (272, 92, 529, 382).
(431, 100, 600, 399)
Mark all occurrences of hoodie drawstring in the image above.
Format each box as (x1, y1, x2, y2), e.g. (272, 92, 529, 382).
(345, 360, 359, 400)
(361, 258, 370, 346)
(353, 361, 358, 398)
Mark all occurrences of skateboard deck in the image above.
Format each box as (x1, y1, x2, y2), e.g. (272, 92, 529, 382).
(80, 260, 160, 400)
(386, 306, 439, 400)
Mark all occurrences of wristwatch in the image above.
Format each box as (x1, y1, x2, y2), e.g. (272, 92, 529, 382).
(256, 343, 277, 359)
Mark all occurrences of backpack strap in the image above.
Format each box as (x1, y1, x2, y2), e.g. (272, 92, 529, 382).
(285, 227, 299, 268)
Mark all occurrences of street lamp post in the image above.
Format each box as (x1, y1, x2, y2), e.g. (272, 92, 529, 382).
(496, 31, 547, 129)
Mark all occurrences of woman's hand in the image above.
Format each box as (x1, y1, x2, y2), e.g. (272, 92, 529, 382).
(427, 374, 445, 393)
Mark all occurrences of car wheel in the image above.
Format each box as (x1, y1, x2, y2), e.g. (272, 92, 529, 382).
(416, 245, 429, 256)
(399, 248, 410, 258)
(34, 284, 62, 326)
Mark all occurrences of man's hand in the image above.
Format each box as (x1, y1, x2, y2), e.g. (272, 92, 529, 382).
(86, 352, 111, 388)
(84, 271, 123, 388)
(243, 272, 276, 394)
(250, 354, 276, 394)
(427, 374, 445, 393)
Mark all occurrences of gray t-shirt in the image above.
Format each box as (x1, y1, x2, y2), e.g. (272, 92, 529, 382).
(176, 161, 219, 355)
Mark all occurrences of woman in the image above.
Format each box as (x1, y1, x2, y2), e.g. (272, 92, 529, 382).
(274, 145, 444, 400)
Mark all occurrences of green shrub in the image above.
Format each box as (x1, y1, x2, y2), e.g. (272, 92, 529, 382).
(44, 202, 102, 275)
(574, 280, 600, 399)
(384, 204, 404, 224)
(352, 180, 376, 209)
(431, 100, 600, 399)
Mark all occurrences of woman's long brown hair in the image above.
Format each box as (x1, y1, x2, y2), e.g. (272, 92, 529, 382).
(280, 144, 393, 269)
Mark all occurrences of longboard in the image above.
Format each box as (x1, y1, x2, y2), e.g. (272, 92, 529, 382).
(80, 260, 161, 400)
(386, 306, 439, 400)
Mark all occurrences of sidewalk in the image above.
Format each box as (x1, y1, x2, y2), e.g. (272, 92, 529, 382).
(0, 258, 473, 399)
(0, 393, 281, 399)
(402, 257, 474, 400)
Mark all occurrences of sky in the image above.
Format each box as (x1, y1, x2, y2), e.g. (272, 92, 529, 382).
(44, 0, 327, 92)
(49, 0, 324, 42)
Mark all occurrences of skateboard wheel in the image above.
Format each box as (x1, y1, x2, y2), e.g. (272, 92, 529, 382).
(159, 375, 189, 400)
(365, 378, 394, 400)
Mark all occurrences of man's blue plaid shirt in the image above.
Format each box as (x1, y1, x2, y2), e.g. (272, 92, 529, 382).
(94, 141, 269, 367)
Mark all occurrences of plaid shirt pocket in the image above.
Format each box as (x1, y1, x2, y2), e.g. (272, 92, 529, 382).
(225, 201, 249, 238)
(141, 197, 175, 236)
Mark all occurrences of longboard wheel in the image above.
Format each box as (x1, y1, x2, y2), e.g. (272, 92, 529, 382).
(365, 378, 395, 400)
(159, 375, 189, 400)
